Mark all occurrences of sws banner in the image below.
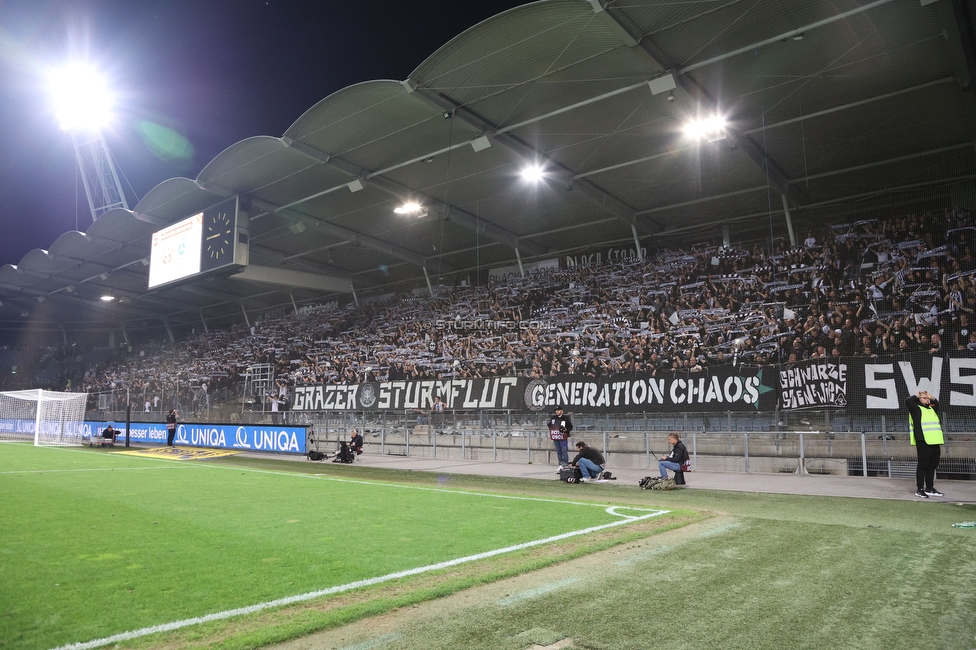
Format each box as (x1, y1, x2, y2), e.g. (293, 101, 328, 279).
(847, 352, 976, 415)
(83, 421, 308, 454)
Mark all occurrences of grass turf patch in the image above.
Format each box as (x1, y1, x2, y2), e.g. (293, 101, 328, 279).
(0, 444, 691, 649)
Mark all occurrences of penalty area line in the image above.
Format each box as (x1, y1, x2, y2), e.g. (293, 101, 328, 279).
(52, 509, 669, 650)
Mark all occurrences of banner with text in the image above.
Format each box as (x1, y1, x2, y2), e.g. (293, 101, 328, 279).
(291, 366, 777, 414)
(847, 352, 976, 415)
(779, 359, 848, 409)
(522, 366, 777, 413)
(83, 421, 307, 454)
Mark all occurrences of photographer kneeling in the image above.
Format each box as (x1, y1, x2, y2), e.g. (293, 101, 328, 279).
(569, 440, 605, 482)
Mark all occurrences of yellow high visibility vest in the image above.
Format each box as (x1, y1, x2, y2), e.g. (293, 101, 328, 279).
(909, 404, 944, 446)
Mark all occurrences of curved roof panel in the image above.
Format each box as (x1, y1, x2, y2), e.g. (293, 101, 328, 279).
(3, 0, 974, 341)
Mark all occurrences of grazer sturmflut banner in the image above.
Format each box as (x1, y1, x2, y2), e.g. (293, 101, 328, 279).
(291, 377, 521, 412)
(779, 359, 848, 409)
(290, 366, 777, 413)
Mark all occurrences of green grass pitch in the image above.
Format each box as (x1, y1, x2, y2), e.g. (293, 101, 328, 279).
(0, 444, 664, 650)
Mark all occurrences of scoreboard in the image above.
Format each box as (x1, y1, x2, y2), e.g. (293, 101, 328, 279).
(148, 197, 248, 290)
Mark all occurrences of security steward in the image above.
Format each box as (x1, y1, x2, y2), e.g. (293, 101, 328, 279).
(906, 390, 945, 498)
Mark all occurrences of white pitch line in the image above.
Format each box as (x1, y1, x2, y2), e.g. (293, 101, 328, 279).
(0, 466, 189, 475)
(51, 508, 669, 650)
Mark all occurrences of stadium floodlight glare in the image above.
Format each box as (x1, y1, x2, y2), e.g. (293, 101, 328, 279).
(682, 114, 727, 142)
(100, 295, 115, 302)
(46, 62, 114, 132)
(520, 165, 545, 182)
(394, 202, 427, 217)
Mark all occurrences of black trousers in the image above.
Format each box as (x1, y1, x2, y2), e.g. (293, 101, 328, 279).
(916, 441, 941, 491)
(167, 427, 176, 446)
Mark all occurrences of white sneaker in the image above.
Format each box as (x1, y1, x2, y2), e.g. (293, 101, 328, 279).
(579, 477, 589, 482)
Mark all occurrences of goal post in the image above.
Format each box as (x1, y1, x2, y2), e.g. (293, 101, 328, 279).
(0, 389, 88, 446)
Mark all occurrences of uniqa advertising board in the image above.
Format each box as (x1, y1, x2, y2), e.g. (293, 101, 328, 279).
(83, 422, 307, 454)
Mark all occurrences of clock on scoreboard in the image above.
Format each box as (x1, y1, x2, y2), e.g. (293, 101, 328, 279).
(148, 196, 248, 289)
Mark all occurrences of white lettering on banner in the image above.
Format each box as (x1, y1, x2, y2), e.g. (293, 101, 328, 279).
(864, 364, 898, 409)
(778, 362, 848, 409)
(949, 358, 976, 406)
(235, 426, 251, 449)
(251, 430, 300, 452)
(178, 426, 227, 447)
(898, 358, 942, 400)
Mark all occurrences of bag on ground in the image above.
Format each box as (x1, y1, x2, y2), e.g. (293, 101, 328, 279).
(559, 466, 583, 483)
(639, 476, 677, 490)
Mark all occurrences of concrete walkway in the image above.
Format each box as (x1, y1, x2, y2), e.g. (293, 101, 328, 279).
(294, 451, 976, 503)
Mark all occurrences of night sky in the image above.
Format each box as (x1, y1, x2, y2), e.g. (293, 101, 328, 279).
(0, 0, 526, 267)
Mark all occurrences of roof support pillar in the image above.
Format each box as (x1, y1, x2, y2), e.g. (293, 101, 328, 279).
(200, 310, 209, 334)
(351, 285, 359, 307)
(782, 194, 796, 248)
(423, 267, 434, 296)
(631, 224, 644, 261)
(241, 302, 250, 331)
(290, 293, 299, 316)
(163, 317, 174, 344)
(515, 248, 525, 278)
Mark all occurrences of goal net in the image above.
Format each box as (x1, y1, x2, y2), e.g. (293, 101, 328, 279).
(0, 390, 88, 446)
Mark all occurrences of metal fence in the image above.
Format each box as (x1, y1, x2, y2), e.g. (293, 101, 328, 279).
(86, 394, 976, 480)
(280, 411, 976, 480)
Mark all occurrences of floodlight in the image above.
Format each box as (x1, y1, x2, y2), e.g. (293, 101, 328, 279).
(394, 202, 423, 214)
(47, 62, 114, 132)
(682, 114, 727, 142)
(520, 165, 545, 182)
(100, 295, 115, 302)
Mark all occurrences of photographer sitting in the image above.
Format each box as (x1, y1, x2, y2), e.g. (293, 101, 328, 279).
(658, 432, 689, 480)
(348, 429, 363, 455)
(569, 440, 605, 482)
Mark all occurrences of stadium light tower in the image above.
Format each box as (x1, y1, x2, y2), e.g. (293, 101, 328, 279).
(47, 62, 129, 222)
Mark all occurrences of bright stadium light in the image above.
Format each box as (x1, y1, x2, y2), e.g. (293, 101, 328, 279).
(100, 295, 115, 302)
(394, 202, 422, 214)
(682, 114, 727, 142)
(520, 165, 545, 182)
(394, 202, 428, 217)
(46, 62, 115, 132)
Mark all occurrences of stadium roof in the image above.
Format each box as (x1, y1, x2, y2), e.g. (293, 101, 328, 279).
(1, 0, 974, 343)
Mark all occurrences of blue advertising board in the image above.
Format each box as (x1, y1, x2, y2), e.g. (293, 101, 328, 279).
(83, 421, 307, 454)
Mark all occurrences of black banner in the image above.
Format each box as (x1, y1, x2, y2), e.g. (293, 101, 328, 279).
(848, 352, 976, 414)
(291, 378, 521, 412)
(522, 366, 777, 413)
(291, 366, 777, 413)
(289, 355, 976, 415)
(778, 359, 848, 409)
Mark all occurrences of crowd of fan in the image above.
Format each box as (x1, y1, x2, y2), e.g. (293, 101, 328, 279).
(73, 208, 976, 401)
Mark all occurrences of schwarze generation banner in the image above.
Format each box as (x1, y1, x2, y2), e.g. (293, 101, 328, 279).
(779, 360, 848, 409)
(83, 421, 307, 454)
